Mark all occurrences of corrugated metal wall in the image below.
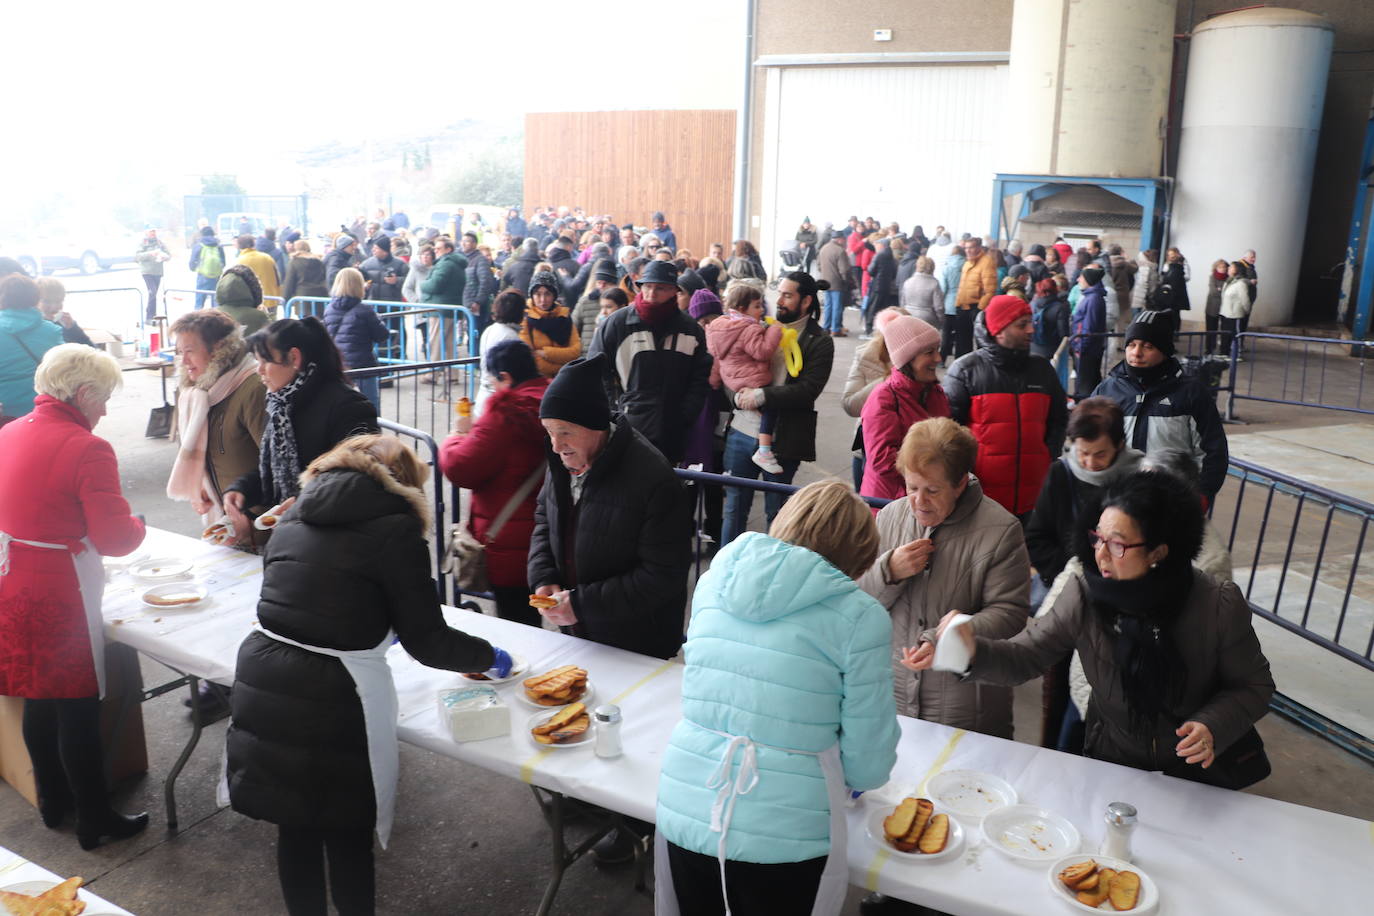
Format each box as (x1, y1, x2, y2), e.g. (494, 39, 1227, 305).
(523, 110, 736, 259)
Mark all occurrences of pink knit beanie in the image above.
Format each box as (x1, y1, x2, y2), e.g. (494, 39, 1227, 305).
(884, 315, 942, 369)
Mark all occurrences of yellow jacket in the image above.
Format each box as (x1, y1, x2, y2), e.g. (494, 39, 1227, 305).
(237, 250, 282, 303)
(519, 302, 580, 377)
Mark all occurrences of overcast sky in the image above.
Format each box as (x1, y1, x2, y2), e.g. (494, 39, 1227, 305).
(5, 0, 746, 223)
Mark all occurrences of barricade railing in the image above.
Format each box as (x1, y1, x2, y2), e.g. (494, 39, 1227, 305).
(1214, 456, 1374, 763)
(1225, 331, 1374, 419)
(160, 286, 215, 315)
(346, 356, 480, 446)
(1055, 331, 1219, 394)
(377, 418, 451, 603)
(64, 286, 146, 333)
(284, 297, 479, 367)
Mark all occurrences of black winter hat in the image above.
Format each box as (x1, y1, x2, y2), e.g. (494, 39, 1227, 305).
(638, 259, 679, 288)
(1125, 310, 1176, 356)
(593, 259, 618, 284)
(372, 235, 392, 253)
(529, 269, 561, 298)
(1080, 266, 1104, 287)
(539, 354, 610, 431)
(677, 269, 705, 297)
(1029, 244, 1047, 258)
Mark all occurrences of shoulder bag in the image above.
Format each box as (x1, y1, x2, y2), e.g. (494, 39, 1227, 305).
(441, 462, 545, 594)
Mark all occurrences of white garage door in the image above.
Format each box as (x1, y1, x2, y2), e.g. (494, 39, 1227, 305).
(760, 64, 1008, 267)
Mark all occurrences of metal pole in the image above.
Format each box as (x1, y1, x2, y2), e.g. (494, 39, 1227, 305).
(731, 0, 757, 241)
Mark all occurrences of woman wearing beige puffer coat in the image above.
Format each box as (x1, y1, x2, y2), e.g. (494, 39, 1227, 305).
(858, 417, 1030, 738)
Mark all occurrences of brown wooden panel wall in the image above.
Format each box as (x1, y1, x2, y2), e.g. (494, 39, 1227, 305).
(523, 110, 736, 260)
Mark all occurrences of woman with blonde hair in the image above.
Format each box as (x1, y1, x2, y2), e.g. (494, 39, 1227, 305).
(656, 480, 898, 915)
(859, 417, 1030, 738)
(227, 433, 514, 915)
(36, 277, 95, 347)
(0, 344, 148, 848)
(323, 267, 388, 410)
(282, 238, 329, 312)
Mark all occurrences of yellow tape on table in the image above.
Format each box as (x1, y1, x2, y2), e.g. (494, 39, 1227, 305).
(518, 658, 679, 784)
(865, 728, 967, 891)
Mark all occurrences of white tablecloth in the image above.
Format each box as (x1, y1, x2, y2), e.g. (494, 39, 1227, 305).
(0, 845, 134, 915)
(101, 529, 1372, 915)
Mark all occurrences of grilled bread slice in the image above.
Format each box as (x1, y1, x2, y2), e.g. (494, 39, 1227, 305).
(893, 798, 934, 852)
(1076, 868, 1116, 908)
(916, 813, 949, 854)
(1109, 870, 1140, 911)
(883, 798, 920, 841)
(1058, 860, 1097, 889)
(532, 702, 586, 735)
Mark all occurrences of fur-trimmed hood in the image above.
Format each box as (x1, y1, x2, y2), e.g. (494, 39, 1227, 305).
(296, 444, 431, 531)
(180, 332, 254, 391)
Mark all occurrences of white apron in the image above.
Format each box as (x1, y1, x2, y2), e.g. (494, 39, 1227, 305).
(654, 722, 850, 916)
(239, 625, 400, 849)
(0, 533, 108, 699)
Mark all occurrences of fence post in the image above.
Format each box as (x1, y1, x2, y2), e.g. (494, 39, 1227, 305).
(1226, 332, 1242, 421)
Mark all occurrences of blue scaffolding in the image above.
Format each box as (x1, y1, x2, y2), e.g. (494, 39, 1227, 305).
(989, 174, 1169, 251)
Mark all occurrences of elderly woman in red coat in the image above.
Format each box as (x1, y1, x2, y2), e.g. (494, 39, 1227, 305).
(860, 316, 950, 501)
(0, 344, 147, 849)
(438, 339, 549, 625)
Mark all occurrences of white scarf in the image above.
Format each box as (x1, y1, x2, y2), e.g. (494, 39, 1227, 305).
(166, 355, 259, 517)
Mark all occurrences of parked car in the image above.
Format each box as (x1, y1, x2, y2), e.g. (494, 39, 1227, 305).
(216, 212, 271, 240)
(14, 228, 141, 275)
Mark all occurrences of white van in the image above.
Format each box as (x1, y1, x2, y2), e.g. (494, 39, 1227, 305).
(216, 212, 270, 239)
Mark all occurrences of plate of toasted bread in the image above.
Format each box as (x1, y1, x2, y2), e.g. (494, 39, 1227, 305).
(1, 876, 100, 915)
(925, 769, 1017, 823)
(253, 503, 289, 531)
(140, 583, 208, 610)
(201, 518, 236, 547)
(1048, 855, 1157, 913)
(527, 704, 594, 748)
(129, 557, 193, 581)
(517, 665, 593, 708)
(866, 797, 964, 862)
(982, 804, 1081, 864)
(460, 654, 529, 685)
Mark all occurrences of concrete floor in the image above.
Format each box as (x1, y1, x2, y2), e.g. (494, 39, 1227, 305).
(1, 297, 1371, 915)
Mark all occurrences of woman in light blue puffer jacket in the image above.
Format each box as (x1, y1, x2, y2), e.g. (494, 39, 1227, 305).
(656, 480, 900, 916)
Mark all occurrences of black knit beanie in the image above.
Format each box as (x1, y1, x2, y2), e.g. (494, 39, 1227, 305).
(539, 355, 610, 430)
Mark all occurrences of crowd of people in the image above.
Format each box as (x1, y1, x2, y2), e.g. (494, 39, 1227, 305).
(0, 207, 1276, 916)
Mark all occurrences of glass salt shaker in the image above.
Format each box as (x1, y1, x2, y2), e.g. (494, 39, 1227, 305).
(1100, 802, 1138, 861)
(594, 704, 623, 758)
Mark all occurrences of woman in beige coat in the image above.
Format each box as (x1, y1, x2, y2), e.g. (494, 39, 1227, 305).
(859, 417, 1030, 738)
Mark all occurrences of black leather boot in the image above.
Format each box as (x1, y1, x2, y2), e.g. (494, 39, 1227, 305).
(21, 699, 73, 828)
(55, 697, 150, 850)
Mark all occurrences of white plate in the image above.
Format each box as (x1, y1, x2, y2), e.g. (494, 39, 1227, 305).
(982, 804, 1081, 864)
(864, 804, 964, 862)
(1046, 854, 1159, 913)
(514, 679, 594, 709)
(129, 556, 193, 580)
(254, 504, 288, 531)
(459, 654, 529, 685)
(0, 880, 118, 914)
(140, 583, 209, 610)
(525, 708, 594, 749)
(926, 769, 1018, 822)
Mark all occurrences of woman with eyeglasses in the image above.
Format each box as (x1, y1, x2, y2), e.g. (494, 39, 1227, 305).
(903, 469, 1274, 788)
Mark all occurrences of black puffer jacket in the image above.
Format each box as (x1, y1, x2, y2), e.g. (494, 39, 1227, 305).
(225, 374, 379, 509)
(501, 250, 539, 295)
(527, 420, 691, 659)
(226, 450, 495, 830)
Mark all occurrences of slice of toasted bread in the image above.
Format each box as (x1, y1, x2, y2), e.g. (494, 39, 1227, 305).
(1058, 859, 1097, 889)
(1109, 870, 1140, 911)
(891, 798, 933, 851)
(1073, 870, 1100, 891)
(533, 702, 586, 735)
(549, 714, 590, 742)
(917, 813, 949, 854)
(532, 732, 556, 745)
(523, 664, 578, 689)
(884, 798, 919, 841)
(528, 594, 559, 609)
(42, 878, 83, 901)
(1075, 868, 1115, 907)
(531, 668, 588, 696)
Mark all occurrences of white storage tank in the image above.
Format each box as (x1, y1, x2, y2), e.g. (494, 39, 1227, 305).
(1170, 8, 1333, 328)
(1003, 0, 1177, 177)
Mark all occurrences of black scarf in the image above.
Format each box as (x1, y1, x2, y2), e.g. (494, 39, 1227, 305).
(1083, 561, 1193, 730)
(525, 310, 573, 347)
(259, 362, 316, 505)
(1125, 359, 1173, 388)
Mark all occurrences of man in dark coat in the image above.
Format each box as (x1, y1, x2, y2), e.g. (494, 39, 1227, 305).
(586, 259, 711, 464)
(650, 211, 677, 253)
(864, 237, 898, 334)
(460, 232, 497, 328)
(501, 238, 540, 294)
(324, 235, 357, 291)
(358, 236, 408, 302)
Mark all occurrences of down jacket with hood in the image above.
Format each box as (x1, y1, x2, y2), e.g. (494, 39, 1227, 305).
(859, 478, 1030, 738)
(944, 318, 1069, 516)
(704, 311, 782, 391)
(0, 306, 63, 418)
(657, 532, 899, 864)
(323, 296, 389, 370)
(226, 447, 496, 830)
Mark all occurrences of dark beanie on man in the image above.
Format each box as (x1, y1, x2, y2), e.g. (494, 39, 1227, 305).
(1081, 266, 1104, 287)
(593, 258, 618, 284)
(1125, 311, 1176, 356)
(372, 235, 392, 254)
(539, 354, 610, 430)
(678, 269, 705, 297)
(639, 259, 679, 287)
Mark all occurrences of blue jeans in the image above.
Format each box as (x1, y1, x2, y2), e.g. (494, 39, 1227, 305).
(356, 376, 380, 412)
(821, 289, 844, 333)
(194, 273, 217, 309)
(721, 427, 801, 546)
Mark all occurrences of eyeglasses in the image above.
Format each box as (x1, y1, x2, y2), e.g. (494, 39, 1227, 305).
(1089, 530, 1147, 559)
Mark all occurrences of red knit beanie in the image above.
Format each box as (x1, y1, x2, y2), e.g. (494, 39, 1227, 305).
(985, 294, 1032, 336)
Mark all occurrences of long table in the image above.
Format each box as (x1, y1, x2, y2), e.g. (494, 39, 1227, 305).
(100, 529, 1371, 915)
(0, 844, 134, 915)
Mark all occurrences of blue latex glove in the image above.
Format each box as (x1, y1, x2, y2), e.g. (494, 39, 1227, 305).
(486, 647, 513, 679)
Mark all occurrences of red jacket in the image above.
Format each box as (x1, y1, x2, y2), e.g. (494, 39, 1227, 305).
(0, 396, 145, 698)
(855, 244, 875, 296)
(438, 378, 549, 588)
(859, 369, 951, 500)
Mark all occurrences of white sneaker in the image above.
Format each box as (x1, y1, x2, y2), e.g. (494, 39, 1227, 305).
(752, 448, 784, 474)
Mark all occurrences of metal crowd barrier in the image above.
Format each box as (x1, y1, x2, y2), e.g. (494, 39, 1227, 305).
(347, 356, 480, 452)
(1054, 330, 1218, 394)
(1225, 331, 1374, 419)
(284, 297, 478, 366)
(64, 286, 146, 333)
(1213, 457, 1374, 764)
(376, 418, 451, 603)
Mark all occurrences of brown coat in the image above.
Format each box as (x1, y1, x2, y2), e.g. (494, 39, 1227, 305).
(817, 238, 852, 292)
(205, 373, 267, 509)
(518, 302, 580, 377)
(956, 251, 998, 311)
(970, 571, 1274, 773)
(859, 478, 1030, 738)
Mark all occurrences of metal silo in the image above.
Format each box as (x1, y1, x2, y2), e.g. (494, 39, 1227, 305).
(1171, 8, 1333, 327)
(1003, 0, 1176, 177)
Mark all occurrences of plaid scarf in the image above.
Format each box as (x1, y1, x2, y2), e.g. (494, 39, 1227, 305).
(259, 362, 316, 505)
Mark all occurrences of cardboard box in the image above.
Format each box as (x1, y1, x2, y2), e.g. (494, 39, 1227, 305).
(0, 643, 150, 808)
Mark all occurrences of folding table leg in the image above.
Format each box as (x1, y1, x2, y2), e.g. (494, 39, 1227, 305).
(163, 675, 204, 831)
(528, 787, 618, 916)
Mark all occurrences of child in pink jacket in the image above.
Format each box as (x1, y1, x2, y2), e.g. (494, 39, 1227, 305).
(705, 284, 785, 472)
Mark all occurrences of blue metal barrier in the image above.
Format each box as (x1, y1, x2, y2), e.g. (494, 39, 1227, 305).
(65, 286, 146, 332)
(1055, 330, 1216, 393)
(284, 297, 478, 364)
(1226, 331, 1374, 419)
(346, 356, 480, 445)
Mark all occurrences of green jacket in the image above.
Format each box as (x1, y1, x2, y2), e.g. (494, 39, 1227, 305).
(135, 238, 170, 277)
(216, 271, 268, 334)
(421, 251, 467, 305)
